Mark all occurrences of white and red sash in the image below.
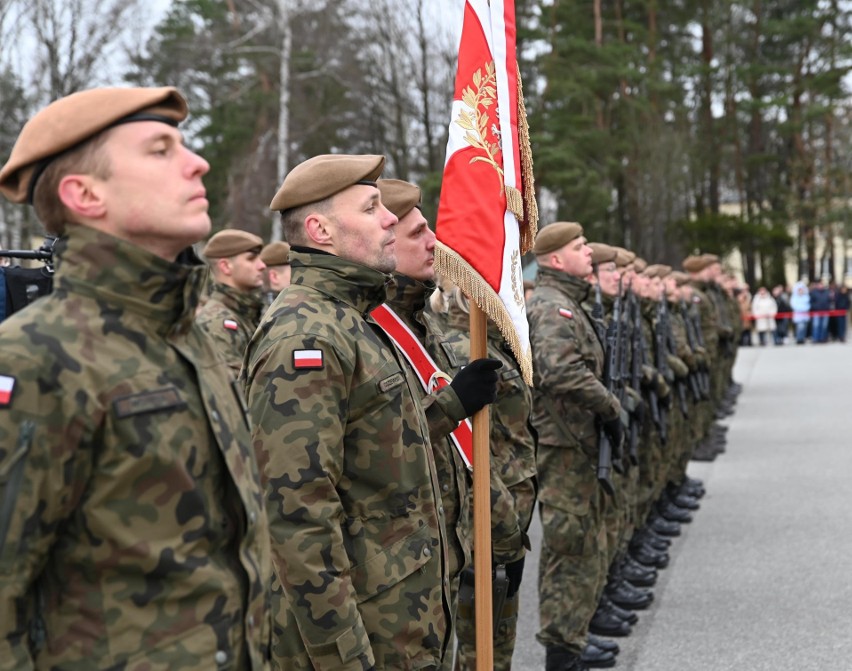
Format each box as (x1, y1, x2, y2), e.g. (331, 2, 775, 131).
(372, 303, 473, 470)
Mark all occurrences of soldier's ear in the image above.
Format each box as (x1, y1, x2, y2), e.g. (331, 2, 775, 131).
(304, 212, 333, 246)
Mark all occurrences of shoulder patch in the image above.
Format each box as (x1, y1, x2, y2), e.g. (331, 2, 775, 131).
(114, 386, 185, 418)
(692, 296, 701, 303)
(223, 318, 239, 331)
(293, 349, 323, 370)
(559, 308, 574, 319)
(0, 375, 16, 407)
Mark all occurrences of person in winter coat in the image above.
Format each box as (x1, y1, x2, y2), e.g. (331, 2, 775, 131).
(750, 286, 778, 346)
(790, 281, 811, 344)
(833, 285, 850, 343)
(772, 285, 792, 345)
(809, 279, 831, 343)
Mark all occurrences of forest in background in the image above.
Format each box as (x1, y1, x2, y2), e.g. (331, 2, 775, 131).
(1, 0, 850, 286)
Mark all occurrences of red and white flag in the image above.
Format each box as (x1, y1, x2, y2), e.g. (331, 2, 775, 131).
(435, 0, 537, 384)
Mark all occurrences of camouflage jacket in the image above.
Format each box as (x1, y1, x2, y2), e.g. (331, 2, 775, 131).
(0, 226, 272, 671)
(383, 275, 472, 583)
(527, 268, 621, 513)
(689, 282, 720, 358)
(443, 300, 537, 565)
(196, 282, 264, 373)
(242, 250, 450, 671)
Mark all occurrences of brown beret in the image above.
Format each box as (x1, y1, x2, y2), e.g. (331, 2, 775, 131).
(533, 222, 583, 255)
(633, 257, 648, 273)
(377, 179, 421, 220)
(613, 247, 636, 268)
(588, 242, 618, 266)
(0, 87, 187, 204)
(682, 254, 715, 273)
(269, 154, 385, 212)
(671, 271, 691, 286)
(260, 240, 291, 266)
(644, 263, 672, 279)
(202, 230, 264, 259)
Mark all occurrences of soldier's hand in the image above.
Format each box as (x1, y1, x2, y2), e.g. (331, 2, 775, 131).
(451, 358, 503, 416)
(602, 415, 623, 448)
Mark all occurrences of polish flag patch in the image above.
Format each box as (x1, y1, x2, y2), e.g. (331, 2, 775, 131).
(559, 308, 573, 319)
(293, 349, 324, 370)
(0, 375, 15, 407)
(223, 319, 239, 331)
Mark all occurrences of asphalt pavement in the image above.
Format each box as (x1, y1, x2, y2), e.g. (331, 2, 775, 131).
(511, 340, 852, 670)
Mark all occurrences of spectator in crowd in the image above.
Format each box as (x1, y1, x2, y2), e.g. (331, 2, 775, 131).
(737, 284, 753, 346)
(790, 280, 811, 344)
(772, 285, 792, 345)
(750, 286, 777, 346)
(834, 284, 850, 343)
(809, 278, 831, 343)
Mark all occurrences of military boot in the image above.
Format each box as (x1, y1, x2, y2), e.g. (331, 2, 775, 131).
(546, 644, 588, 671)
(622, 555, 658, 587)
(580, 641, 616, 669)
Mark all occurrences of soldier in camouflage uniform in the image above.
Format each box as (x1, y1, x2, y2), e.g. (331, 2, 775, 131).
(196, 229, 267, 373)
(0, 87, 272, 670)
(373, 179, 502, 669)
(441, 287, 538, 671)
(259, 240, 292, 308)
(242, 155, 452, 670)
(526, 223, 625, 671)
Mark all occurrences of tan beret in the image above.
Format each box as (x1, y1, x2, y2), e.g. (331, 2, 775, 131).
(202, 229, 264, 259)
(644, 263, 672, 279)
(588, 242, 618, 266)
(671, 271, 691, 286)
(269, 154, 385, 212)
(0, 87, 187, 204)
(260, 240, 291, 266)
(633, 257, 648, 273)
(701, 253, 720, 265)
(533, 221, 583, 255)
(613, 247, 636, 268)
(377, 179, 421, 220)
(683, 254, 713, 273)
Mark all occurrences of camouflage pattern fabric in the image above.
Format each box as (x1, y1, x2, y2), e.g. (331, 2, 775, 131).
(381, 274, 472, 671)
(526, 267, 619, 654)
(242, 250, 451, 671)
(0, 226, 273, 671)
(195, 282, 264, 373)
(441, 298, 538, 671)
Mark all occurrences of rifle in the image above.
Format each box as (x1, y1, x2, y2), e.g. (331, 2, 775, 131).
(626, 290, 645, 466)
(0, 236, 56, 266)
(681, 299, 710, 400)
(592, 281, 622, 495)
(658, 295, 688, 418)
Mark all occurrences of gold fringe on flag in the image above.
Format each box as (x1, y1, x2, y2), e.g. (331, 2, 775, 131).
(505, 185, 524, 222)
(516, 64, 538, 254)
(435, 241, 534, 386)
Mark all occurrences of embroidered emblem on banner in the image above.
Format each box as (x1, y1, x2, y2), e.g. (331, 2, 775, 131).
(0, 375, 16, 407)
(293, 349, 324, 370)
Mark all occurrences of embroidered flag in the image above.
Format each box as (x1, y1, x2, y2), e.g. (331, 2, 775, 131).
(434, 0, 538, 385)
(559, 308, 573, 319)
(223, 319, 239, 331)
(293, 349, 323, 370)
(0, 375, 15, 406)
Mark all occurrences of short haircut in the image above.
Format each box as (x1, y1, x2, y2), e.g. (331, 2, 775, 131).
(32, 130, 113, 236)
(279, 196, 334, 247)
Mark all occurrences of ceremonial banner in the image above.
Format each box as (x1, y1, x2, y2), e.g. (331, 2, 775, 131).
(435, 0, 538, 385)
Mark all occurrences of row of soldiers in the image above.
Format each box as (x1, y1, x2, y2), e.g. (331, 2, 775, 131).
(0, 85, 739, 671)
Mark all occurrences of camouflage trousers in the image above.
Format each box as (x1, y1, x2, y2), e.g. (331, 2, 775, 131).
(536, 492, 609, 654)
(453, 583, 521, 670)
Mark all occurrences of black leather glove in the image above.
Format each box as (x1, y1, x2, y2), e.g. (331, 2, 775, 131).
(602, 415, 623, 448)
(450, 358, 503, 416)
(503, 556, 525, 598)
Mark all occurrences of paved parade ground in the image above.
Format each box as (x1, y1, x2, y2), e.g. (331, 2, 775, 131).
(512, 340, 852, 670)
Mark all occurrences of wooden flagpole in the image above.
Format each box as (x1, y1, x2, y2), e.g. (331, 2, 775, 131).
(470, 301, 494, 671)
